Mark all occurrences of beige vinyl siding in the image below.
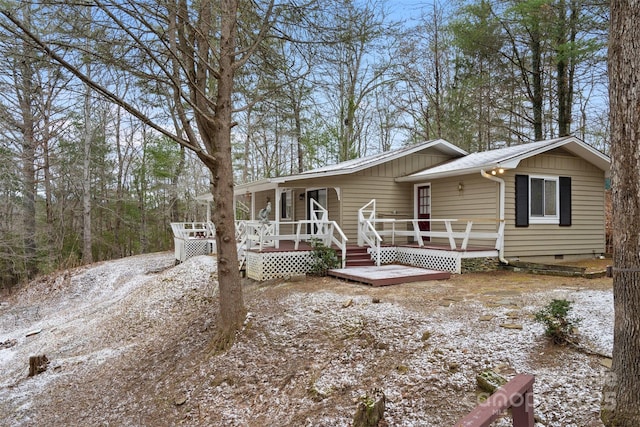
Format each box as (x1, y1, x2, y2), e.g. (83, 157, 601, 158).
(253, 190, 275, 221)
(429, 174, 500, 247)
(340, 177, 413, 242)
(337, 151, 451, 241)
(504, 149, 606, 259)
(249, 187, 339, 235)
(282, 150, 451, 241)
(285, 175, 375, 241)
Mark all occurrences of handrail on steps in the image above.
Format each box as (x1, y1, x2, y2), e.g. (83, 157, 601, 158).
(358, 199, 382, 266)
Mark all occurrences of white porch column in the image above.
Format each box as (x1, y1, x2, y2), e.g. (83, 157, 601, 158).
(274, 188, 281, 248)
(251, 193, 255, 221)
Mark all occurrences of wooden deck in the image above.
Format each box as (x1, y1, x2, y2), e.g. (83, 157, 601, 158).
(328, 264, 451, 287)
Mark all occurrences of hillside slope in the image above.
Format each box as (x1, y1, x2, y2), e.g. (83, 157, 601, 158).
(1, 253, 612, 426)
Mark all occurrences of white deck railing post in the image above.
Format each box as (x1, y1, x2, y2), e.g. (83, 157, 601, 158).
(358, 200, 382, 266)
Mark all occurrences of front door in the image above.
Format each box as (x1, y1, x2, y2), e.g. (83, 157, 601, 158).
(417, 185, 431, 240)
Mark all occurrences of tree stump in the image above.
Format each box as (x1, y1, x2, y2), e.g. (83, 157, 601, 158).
(353, 389, 385, 427)
(28, 355, 49, 377)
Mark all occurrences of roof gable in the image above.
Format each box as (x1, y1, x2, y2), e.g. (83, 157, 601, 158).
(397, 136, 610, 182)
(282, 138, 466, 179)
(234, 139, 467, 193)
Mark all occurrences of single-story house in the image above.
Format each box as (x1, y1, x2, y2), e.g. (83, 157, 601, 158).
(228, 136, 610, 280)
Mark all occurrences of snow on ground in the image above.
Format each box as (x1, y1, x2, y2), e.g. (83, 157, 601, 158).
(0, 253, 613, 426)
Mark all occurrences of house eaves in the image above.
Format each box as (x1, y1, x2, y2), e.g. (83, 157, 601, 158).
(285, 138, 466, 180)
(234, 178, 280, 195)
(396, 136, 611, 182)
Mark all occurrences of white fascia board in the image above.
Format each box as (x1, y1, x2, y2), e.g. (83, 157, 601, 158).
(234, 179, 279, 195)
(502, 136, 610, 174)
(397, 159, 521, 182)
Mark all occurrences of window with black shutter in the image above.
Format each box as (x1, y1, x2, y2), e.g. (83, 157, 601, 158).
(515, 174, 571, 226)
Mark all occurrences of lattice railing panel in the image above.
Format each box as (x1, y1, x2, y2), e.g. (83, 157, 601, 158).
(396, 247, 461, 273)
(185, 239, 214, 259)
(368, 246, 397, 265)
(246, 251, 314, 281)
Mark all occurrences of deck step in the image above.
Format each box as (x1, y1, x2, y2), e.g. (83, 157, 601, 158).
(329, 264, 450, 286)
(346, 260, 376, 267)
(344, 246, 375, 267)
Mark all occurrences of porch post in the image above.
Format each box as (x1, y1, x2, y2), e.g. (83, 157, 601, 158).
(274, 188, 281, 248)
(251, 192, 255, 221)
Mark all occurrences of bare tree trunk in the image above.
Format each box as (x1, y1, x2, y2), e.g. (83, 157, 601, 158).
(41, 106, 59, 266)
(602, 1, 640, 425)
(531, 27, 543, 141)
(17, 10, 38, 278)
(170, 146, 185, 222)
(82, 81, 93, 264)
(432, 2, 442, 138)
(201, 0, 245, 344)
(114, 105, 124, 257)
(293, 99, 304, 173)
(138, 128, 149, 254)
(556, 0, 569, 136)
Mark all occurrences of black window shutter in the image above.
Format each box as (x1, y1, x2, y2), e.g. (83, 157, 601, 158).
(559, 176, 571, 226)
(281, 192, 287, 219)
(515, 174, 529, 227)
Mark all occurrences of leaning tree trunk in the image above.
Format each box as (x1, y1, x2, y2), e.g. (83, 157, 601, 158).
(602, 1, 640, 425)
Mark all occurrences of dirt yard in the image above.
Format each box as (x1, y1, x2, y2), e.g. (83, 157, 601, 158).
(0, 252, 613, 426)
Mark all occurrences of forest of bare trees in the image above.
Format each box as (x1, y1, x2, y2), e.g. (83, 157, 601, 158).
(0, 0, 608, 287)
(5, 1, 640, 423)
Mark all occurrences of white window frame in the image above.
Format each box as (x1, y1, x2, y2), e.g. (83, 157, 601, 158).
(529, 175, 559, 224)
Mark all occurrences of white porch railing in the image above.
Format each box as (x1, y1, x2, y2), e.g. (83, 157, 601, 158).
(358, 199, 505, 257)
(171, 221, 216, 239)
(358, 199, 383, 266)
(236, 199, 348, 268)
(170, 221, 217, 262)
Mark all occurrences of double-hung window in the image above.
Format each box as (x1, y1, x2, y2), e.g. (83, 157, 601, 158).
(516, 174, 571, 227)
(529, 176, 559, 223)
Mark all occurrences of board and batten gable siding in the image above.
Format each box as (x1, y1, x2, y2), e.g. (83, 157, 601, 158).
(503, 149, 606, 260)
(429, 174, 499, 247)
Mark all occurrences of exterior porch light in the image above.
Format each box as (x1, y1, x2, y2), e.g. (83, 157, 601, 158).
(458, 182, 464, 192)
(298, 192, 305, 201)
